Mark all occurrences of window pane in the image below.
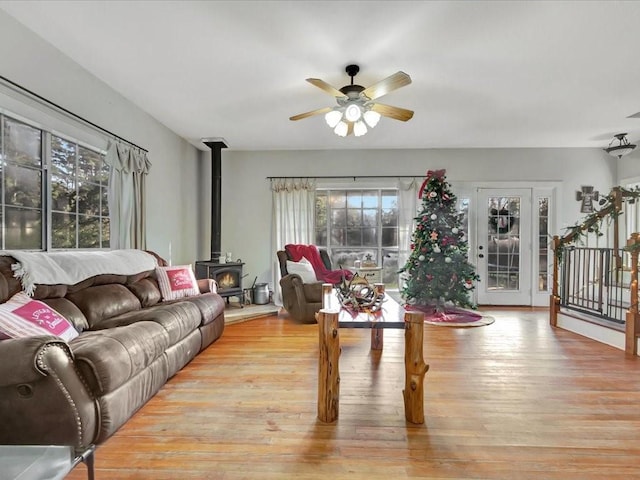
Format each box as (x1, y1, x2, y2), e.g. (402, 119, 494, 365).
(4, 118, 41, 168)
(347, 228, 362, 246)
(78, 183, 101, 215)
(331, 209, 346, 227)
(5, 207, 41, 249)
(382, 227, 398, 247)
(362, 192, 378, 208)
(329, 191, 345, 208)
(315, 229, 327, 246)
(52, 212, 76, 248)
(315, 192, 327, 229)
(4, 165, 42, 208)
(347, 208, 361, 226)
(102, 218, 110, 249)
(101, 187, 109, 216)
(381, 208, 397, 226)
(51, 174, 76, 213)
(381, 190, 396, 209)
(79, 215, 100, 248)
(51, 136, 76, 177)
(362, 209, 377, 226)
(331, 228, 345, 246)
(78, 146, 104, 183)
(347, 191, 361, 208)
(362, 227, 377, 246)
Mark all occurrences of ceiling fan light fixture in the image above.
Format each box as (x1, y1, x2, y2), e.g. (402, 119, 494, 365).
(604, 133, 637, 159)
(325, 110, 343, 128)
(344, 103, 362, 122)
(353, 120, 367, 137)
(334, 121, 349, 137)
(363, 110, 381, 128)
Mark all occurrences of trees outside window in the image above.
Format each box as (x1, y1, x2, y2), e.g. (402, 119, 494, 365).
(1, 114, 109, 250)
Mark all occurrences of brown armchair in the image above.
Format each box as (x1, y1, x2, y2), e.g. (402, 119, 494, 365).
(277, 249, 333, 323)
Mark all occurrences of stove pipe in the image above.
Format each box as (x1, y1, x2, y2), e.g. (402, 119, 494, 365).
(202, 138, 228, 263)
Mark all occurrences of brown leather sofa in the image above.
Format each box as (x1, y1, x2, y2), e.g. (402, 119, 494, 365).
(0, 252, 225, 451)
(277, 249, 332, 323)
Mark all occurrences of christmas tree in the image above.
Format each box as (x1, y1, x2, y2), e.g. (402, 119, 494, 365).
(400, 169, 479, 310)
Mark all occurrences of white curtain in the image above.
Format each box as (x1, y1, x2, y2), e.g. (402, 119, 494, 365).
(105, 141, 151, 250)
(398, 178, 418, 292)
(271, 178, 316, 306)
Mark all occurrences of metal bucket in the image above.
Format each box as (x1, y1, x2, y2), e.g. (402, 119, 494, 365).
(253, 283, 269, 305)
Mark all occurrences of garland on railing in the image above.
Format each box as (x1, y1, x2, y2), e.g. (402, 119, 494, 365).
(560, 186, 640, 247)
(552, 186, 640, 264)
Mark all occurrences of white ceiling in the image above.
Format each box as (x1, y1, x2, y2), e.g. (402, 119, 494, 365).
(2, 0, 640, 152)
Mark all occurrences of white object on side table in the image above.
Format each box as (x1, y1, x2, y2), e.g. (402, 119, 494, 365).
(355, 266, 383, 284)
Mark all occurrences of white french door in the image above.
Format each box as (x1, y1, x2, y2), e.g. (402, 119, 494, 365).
(476, 188, 533, 305)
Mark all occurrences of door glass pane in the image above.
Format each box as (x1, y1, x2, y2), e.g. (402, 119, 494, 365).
(487, 196, 520, 291)
(538, 197, 549, 291)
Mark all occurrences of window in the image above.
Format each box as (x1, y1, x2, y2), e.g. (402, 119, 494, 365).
(315, 188, 399, 288)
(0, 114, 109, 250)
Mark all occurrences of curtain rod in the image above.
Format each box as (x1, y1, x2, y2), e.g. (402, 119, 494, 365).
(267, 175, 420, 180)
(0, 75, 148, 153)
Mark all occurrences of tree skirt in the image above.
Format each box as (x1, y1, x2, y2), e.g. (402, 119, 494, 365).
(406, 305, 495, 327)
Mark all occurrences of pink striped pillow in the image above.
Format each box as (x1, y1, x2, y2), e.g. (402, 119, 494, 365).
(156, 265, 200, 301)
(0, 292, 79, 342)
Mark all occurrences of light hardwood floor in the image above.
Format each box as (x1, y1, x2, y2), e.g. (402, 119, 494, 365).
(66, 308, 640, 480)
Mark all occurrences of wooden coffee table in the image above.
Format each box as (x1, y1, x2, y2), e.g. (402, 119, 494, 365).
(317, 292, 429, 425)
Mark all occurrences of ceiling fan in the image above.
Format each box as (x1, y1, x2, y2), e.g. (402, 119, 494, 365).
(290, 64, 414, 137)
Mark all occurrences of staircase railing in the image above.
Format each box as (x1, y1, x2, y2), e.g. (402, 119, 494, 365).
(550, 186, 639, 355)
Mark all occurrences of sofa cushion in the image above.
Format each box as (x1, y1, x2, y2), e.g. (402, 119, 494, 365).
(66, 284, 142, 329)
(178, 292, 225, 326)
(155, 265, 199, 301)
(70, 321, 170, 394)
(0, 292, 79, 342)
(128, 278, 162, 308)
(95, 302, 202, 345)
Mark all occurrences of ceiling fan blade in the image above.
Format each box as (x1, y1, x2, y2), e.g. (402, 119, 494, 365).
(347, 122, 354, 136)
(362, 71, 412, 100)
(370, 103, 414, 122)
(306, 78, 346, 98)
(289, 106, 333, 121)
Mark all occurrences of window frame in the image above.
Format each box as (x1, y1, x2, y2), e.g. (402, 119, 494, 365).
(0, 111, 109, 251)
(315, 187, 400, 287)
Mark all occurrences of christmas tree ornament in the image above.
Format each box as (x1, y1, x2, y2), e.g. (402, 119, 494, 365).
(444, 257, 452, 263)
(452, 227, 459, 234)
(418, 255, 425, 261)
(433, 246, 441, 253)
(430, 213, 437, 220)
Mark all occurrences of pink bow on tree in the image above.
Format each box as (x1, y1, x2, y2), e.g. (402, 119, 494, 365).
(419, 169, 447, 199)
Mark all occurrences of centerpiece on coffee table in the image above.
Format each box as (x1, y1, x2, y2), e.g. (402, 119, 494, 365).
(335, 273, 384, 313)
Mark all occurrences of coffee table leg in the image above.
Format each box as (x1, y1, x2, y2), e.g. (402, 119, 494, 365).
(403, 311, 429, 424)
(317, 309, 340, 423)
(370, 326, 383, 350)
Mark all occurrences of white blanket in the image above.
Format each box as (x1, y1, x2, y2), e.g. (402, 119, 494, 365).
(0, 250, 158, 296)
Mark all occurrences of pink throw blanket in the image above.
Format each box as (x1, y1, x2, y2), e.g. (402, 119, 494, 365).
(285, 244, 353, 284)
